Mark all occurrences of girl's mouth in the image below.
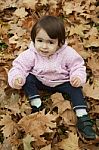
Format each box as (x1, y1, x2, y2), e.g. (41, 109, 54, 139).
(40, 50, 49, 54)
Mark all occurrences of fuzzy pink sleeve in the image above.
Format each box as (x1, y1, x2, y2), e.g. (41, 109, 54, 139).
(66, 47, 87, 86)
(8, 49, 35, 88)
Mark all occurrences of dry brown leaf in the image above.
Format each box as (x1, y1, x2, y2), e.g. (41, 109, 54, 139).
(0, 67, 7, 82)
(84, 36, 99, 47)
(51, 93, 71, 114)
(58, 132, 80, 150)
(61, 110, 76, 126)
(0, 114, 17, 138)
(83, 81, 99, 99)
(18, 110, 58, 146)
(84, 27, 98, 38)
(87, 53, 99, 77)
(91, 105, 99, 114)
(40, 144, 51, 150)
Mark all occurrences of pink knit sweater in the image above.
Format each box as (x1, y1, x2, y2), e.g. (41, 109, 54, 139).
(8, 42, 86, 88)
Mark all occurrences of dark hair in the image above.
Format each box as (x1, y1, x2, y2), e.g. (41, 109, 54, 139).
(31, 15, 65, 47)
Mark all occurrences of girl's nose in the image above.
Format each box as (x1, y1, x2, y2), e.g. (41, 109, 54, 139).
(42, 42, 47, 48)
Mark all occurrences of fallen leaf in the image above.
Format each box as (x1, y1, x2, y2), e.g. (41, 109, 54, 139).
(22, 0, 38, 10)
(58, 132, 80, 150)
(83, 80, 99, 99)
(13, 7, 28, 18)
(0, 114, 17, 138)
(18, 110, 58, 146)
(40, 144, 51, 150)
(51, 93, 71, 114)
(69, 24, 90, 37)
(23, 134, 35, 150)
(83, 36, 99, 47)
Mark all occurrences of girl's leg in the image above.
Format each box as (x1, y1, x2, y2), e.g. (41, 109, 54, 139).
(54, 81, 87, 110)
(22, 73, 54, 112)
(22, 74, 44, 111)
(55, 82, 98, 141)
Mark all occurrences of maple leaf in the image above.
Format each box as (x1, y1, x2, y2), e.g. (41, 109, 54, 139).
(83, 80, 99, 99)
(9, 24, 26, 37)
(58, 132, 80, 150)
(13, 7, 28, 18)
(87, 53, 99, 77)
(39, 0, 48, 6)
(51, 93, 71, 114)
(0, 0, 17, 11)
(69, 24, 90, 37)
(40, 144, 51, 150)
(63, 2, 74, 15)
(74, 2, 85, 13)
(22, 0, 38, 10)
(0, 114, 17, 138)
(83, 36, 99, 47)
(61, 110, 76, 126)
(1, 134, 21, 149)
(0, 67, 7, 82)
(49, 0, 58, 10)
(84, 27, 98, 38)
(18, 110, 58, 146)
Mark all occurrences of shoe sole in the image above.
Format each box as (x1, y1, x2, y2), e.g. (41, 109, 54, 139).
(77, 129, 99, 144)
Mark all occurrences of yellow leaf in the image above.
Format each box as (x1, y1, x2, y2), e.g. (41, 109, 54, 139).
(69, 24, 90, 37)
(22, 0, 38, 10)
(63, 2, 74, 15)
(23, 134, 35, 150)
(14, 7, 28, 18)
(39, 0, 48, 5)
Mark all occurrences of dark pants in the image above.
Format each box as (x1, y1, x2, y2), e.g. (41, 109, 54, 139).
(23, 74, 87, 110)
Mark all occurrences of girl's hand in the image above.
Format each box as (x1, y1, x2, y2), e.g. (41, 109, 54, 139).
(70, 77, 81, 87)
(14, 77, 23, 89)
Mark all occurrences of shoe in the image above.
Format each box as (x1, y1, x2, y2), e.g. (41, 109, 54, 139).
(31, 103, 44, 113)
(77, 115, 99, 142)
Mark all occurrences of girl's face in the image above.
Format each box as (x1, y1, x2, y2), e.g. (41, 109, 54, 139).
(35, 28, 58, 57)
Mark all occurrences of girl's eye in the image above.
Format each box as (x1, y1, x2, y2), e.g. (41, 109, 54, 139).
(37, 39, 43, 42)
(49, 41, 54, 44)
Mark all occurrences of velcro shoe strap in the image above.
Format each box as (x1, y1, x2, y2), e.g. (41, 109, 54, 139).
(83, 121, 93, 127)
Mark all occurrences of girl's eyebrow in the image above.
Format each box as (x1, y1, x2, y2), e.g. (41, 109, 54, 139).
(36, 37, 57, 42)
